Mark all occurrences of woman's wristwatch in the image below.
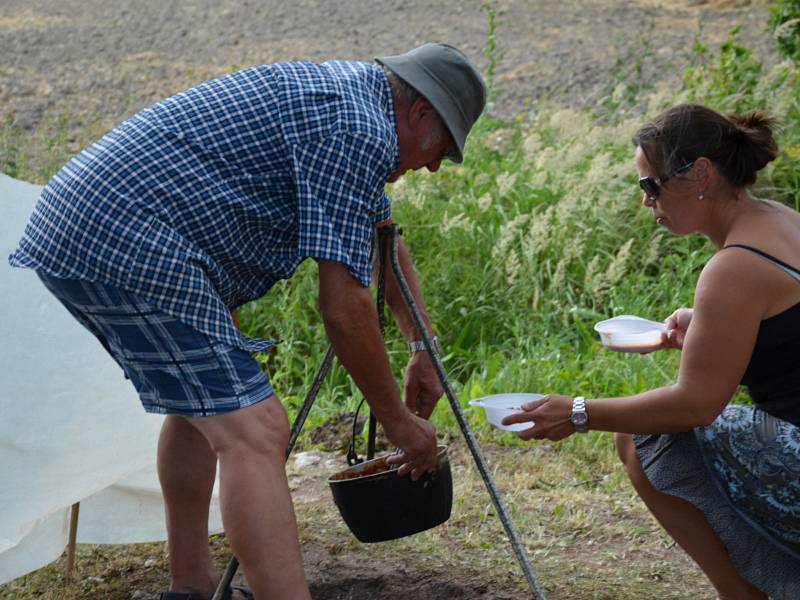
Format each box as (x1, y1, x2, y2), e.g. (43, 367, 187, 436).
(408, 336, 441, 354)
(570, 396, 589, 433)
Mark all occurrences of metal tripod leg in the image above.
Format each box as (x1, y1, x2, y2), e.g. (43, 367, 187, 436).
(384, 225, 547, 599)
(213, 225, 547, 599)
(212, 346, 336, 600)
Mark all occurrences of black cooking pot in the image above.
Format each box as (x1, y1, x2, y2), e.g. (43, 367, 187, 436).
(328, 445, 453, 543)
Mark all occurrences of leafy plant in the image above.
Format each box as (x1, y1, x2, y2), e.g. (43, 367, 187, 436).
(684, 27, 764, 114)
(770, 0, 800, 63)
(480, 1, 503, 111)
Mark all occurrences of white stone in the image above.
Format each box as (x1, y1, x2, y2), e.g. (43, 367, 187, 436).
(293, 451, 322, 468)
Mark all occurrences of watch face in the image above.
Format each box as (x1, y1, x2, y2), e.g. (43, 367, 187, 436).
(572, 413, 588, 425)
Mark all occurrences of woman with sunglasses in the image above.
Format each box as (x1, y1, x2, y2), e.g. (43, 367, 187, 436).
(503, 104, 800, 599)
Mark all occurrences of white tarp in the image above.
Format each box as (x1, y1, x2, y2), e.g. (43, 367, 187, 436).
(0, 174, 223, 584)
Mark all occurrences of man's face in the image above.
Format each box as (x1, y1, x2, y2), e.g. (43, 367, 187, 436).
(389, 98, 457, 182)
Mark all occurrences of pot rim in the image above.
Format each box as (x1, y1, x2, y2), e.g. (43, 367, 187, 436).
(327, 444, 449, 485)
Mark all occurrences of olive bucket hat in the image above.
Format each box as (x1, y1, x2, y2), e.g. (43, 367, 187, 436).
(376, 42, 486, 163)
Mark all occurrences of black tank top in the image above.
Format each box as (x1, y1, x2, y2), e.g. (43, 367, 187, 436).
(725, 244, 800, 425)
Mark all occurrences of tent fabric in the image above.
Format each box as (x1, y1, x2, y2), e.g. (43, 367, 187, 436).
(0, 174, 223, 584)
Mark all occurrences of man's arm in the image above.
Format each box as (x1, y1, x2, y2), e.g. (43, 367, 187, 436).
(317, 259, 437, 479)
(376, 225, 433, 338)
(375, 224, 444, 419)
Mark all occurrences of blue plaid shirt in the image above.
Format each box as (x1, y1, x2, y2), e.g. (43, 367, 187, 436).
(10, 61, 398, 351)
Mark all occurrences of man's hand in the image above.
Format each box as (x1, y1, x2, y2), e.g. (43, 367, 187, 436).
(404, 352, 444, 419)
(384, 412, 438, 480)
(377, 230, 445, 418)
(317, 259, 439, 480)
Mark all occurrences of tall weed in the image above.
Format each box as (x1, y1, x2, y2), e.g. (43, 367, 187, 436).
(770, 0, 800, 63)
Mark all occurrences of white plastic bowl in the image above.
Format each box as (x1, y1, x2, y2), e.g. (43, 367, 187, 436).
(594, 315, 666, 353)
(468, 393, 542, 432)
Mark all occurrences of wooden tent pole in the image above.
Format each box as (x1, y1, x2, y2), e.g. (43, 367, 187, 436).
(65, 502, 80, 578)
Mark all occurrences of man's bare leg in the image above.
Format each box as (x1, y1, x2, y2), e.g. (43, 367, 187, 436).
(615, 433, 767, 600)
(157, 415, 219, 596)
(186, 396, 311, 600)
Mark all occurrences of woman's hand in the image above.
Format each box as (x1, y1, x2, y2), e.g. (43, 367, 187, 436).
(663, 308, 693, 350)
(500, 394, 575, 441)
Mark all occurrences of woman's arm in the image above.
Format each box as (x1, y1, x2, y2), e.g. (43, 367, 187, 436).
(504, 251, 773, 438)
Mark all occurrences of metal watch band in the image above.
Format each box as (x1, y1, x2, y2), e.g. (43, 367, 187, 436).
(571, 396, 589, 433)
(408, 336, 441, 354)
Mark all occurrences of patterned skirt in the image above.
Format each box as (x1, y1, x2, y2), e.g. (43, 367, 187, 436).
(634, 404, 800, 600)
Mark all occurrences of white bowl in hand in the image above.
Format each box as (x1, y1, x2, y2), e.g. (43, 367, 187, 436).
(469, 393, 542, 432)
(594, 315, 666, 353)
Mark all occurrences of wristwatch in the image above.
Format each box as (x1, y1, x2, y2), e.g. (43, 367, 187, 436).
(408, 336, 441, 354)
(570, 396, 589, 433)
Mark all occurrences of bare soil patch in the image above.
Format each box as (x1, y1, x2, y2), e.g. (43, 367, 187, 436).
(1, 0, 776, 134)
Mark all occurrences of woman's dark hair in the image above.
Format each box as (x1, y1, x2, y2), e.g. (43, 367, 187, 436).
(632, 104, 778, 188)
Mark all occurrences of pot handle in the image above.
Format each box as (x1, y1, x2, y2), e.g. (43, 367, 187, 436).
(346, 397, 366, 466)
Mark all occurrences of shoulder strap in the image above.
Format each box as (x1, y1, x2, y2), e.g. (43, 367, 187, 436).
(724, 244, 800, 284)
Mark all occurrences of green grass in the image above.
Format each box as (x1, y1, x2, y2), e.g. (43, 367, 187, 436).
(237, 42, 800, 437)
(3, 21, 800, 600)
(0, 112, 110, 185)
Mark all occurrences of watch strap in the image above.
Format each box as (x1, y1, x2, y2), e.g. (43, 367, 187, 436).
(571, 396, 589, 433)
(408, 336, 441, 354)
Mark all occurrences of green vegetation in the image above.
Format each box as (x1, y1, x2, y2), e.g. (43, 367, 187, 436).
(770, 0, 800, 63)
(239, 25, 800, 446)
(0, 113, 109, 185)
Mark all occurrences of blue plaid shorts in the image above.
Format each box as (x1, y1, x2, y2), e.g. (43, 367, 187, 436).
(38, 272, 274, 416)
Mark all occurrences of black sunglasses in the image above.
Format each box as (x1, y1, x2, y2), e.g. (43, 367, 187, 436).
(638, 161, 694, 201)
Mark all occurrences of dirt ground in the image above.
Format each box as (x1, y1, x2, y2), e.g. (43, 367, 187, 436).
(0, 1, 779, 599)
(286, 433, 519, 600)
(0, 0, 776, 133)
